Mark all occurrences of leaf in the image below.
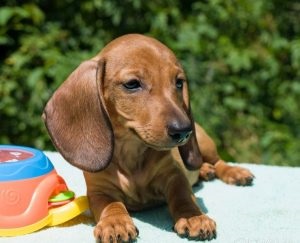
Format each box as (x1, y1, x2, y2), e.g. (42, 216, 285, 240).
(0, 7, 14, 26)
(291, 39, 300, 68)
(23, 4, 45, 25)
(27, 68, 43, 89)
(224, 97, 246, 111)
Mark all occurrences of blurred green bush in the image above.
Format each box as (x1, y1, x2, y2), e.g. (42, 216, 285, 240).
(1, 0, 299, 166)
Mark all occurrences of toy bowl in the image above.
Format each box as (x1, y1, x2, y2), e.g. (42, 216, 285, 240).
(0, 145, 88, 236)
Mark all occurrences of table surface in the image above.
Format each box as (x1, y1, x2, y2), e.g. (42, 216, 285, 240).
(1, 151, 299, 243)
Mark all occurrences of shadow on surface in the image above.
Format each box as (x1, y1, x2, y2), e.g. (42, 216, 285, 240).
(132, 182, 209, 232)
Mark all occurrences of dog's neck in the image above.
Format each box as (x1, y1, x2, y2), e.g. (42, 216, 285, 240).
(112, 131, 149, 173)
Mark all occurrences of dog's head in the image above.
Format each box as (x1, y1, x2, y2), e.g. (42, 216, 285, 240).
(43, 34, 202, 172)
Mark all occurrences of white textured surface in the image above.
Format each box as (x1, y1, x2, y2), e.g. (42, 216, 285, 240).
(1, 152, 300, 243)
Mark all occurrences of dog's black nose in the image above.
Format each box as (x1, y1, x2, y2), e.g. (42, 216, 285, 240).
(167, 122, 192, 143)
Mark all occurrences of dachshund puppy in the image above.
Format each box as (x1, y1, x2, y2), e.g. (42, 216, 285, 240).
(43, 34, 254, 242)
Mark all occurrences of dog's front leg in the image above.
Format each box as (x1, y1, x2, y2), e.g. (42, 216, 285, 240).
(165, 174, 216, 241)
(88, 194, 138, 243)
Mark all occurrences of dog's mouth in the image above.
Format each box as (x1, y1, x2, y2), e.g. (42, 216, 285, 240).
(146, 139, 189, 151)
(130, 127, 190, 151)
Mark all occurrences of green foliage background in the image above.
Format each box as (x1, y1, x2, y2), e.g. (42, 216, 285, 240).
(1, 0, 299, 166)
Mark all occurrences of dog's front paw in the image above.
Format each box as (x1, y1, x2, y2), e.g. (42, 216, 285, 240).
(174, 215, 216, 241)
(94, 214, 138, 243)
(216, 162, 254, 186)
(199, 163, 216, 181)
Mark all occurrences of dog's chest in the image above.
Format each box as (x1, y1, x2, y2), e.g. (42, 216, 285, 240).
(116, 167, 165, 210)
(111, 144, 173, 209)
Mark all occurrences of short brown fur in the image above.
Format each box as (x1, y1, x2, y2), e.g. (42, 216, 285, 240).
(43, 34, 254, 242)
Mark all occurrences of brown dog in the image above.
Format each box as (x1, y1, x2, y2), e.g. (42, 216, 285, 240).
(43, 34, 254, 242)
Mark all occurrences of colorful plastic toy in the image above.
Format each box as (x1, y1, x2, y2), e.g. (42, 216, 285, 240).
(0, 145, 89, 236)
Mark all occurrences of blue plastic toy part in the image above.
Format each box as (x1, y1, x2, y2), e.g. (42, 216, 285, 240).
(0, 145, 54, 182)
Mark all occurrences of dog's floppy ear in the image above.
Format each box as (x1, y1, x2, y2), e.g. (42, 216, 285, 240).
(178, 81, 203, 170)
(43, 60, 114, 172)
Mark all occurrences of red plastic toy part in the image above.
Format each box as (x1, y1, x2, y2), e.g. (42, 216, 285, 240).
(0, 145, 89, 236)
(0, 171, 61, 228)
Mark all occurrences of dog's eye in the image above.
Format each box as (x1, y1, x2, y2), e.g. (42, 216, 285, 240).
(176, 78, 184, 89)
(123, 79, 142, 91)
